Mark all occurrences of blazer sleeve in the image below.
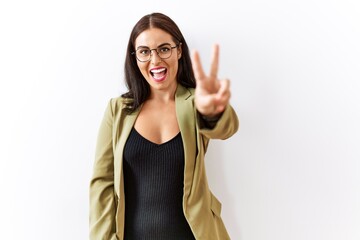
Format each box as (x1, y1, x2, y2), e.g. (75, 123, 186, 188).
(89, 99, 118, 240)
(198, 104, 239, 140)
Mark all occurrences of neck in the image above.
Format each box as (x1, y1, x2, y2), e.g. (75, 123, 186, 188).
(149, 84, 177, 103)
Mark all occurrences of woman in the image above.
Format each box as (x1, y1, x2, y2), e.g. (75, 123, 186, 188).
(90, 12, 239, 240)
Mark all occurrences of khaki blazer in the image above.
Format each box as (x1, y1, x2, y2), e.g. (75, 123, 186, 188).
(90, 84, 239, 240)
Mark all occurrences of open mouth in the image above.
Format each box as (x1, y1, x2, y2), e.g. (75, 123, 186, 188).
(150, 67, 167, 81)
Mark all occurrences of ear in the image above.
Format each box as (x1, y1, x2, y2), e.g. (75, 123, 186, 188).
(177, 43, 182, 59)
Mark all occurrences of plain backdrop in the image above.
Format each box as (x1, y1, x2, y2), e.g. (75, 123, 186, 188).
(0, 0, 359, 239)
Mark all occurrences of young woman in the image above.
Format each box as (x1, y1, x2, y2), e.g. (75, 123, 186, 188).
(90, 12, 239, 240)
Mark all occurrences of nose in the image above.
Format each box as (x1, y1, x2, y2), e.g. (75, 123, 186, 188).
(150, 50, 162, 64)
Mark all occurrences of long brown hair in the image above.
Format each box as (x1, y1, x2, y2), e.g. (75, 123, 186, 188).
(121, 12, 196, 111)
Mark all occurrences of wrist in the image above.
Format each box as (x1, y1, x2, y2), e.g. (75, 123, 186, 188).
(200, 112, 223, 122)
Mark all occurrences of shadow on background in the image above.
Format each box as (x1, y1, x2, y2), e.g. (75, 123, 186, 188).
(205, 140, 242, 239)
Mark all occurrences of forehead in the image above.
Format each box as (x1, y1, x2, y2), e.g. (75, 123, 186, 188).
(135, 28, 174, 48)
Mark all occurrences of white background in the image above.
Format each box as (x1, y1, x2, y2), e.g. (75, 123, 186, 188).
(1, 0, 359, 239)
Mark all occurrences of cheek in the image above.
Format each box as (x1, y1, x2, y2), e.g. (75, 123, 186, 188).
(136, 61, 143, 70)
(137, 62, 148, 75)
(170, 60, 179, 74)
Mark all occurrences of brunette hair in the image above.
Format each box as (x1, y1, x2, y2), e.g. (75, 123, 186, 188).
(121, 12, 196, 111)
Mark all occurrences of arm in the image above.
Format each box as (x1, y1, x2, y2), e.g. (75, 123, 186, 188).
(192, 44, 239, 139)
(89, 99, 118, 240)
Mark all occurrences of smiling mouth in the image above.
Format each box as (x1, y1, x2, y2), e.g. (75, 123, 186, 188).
(150, 67, 167, 80)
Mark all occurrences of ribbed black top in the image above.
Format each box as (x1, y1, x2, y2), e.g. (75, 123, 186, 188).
(123, 128, 195, 240)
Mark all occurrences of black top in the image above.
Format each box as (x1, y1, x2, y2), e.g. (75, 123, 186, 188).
(123, 128, 195, 240)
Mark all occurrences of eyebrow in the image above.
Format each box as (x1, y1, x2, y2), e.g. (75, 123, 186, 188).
(136, 42, 172, 50)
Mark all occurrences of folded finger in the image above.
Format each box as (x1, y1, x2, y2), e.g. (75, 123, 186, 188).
(217, 79, 230, 96)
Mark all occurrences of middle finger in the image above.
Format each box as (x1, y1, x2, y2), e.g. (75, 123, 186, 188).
(209, 44, 219, 79)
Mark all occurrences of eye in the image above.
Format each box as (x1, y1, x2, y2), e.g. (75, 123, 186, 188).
(159, 46, 171, 53)
(138, 48, 150, 56)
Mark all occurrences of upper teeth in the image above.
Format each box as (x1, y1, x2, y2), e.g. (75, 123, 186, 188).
(151, 68, 165, 73)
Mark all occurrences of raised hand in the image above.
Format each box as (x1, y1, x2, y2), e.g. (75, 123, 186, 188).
(192, 44, 231, 117)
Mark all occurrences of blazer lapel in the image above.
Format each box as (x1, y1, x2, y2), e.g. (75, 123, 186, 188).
(175, 84, 197, 200)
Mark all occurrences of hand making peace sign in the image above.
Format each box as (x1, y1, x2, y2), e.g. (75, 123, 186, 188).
(192, 44, 231, 118)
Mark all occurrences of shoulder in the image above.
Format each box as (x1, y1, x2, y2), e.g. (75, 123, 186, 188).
(107, 96, 134, 116)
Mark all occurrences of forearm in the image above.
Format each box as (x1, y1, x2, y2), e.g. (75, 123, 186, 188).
(89, 176, 117, 239)
(89, 99, 117, 239)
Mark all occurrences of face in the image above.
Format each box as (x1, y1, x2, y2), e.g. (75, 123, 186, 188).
(134, 28, 182, 93)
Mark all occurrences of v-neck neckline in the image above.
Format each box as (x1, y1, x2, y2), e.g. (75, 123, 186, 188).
(132, 127, 181, 146)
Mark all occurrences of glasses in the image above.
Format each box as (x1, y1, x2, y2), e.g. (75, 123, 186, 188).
(132, 43, 179, 62)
